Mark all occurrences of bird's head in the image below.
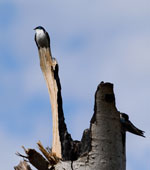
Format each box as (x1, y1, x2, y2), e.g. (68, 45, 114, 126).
(120, 113, 129, 122)
(34, 26, 45, 34)
(34, 26, 45, 31)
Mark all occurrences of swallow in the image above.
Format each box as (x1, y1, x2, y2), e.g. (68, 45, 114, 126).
(120, 113, 145, 137)
(34, 26, 50, 49)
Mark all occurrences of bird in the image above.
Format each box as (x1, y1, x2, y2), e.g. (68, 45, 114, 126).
(34, 26, 54, 68)
(120, 113, 145, 137)
(34, 26, 50, 49)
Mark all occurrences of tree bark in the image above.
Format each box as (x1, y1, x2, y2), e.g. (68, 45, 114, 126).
(52, 82, 126, 170)
(88, 82, 126, 170)
(15, 81, 126, 170)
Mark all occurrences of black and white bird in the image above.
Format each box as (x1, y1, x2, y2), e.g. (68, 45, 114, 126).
(34, 26, 50, 49)
(120, 113, 145, 137)
(34, 26, 56, 70)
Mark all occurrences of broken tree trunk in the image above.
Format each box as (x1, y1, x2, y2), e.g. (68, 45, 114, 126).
(53, 82, 126, 170)
(15, 82, 126, 170)
(38, 47, 75, 161)
(38, 44, 126, 168)
(38, 47, 62, 158)
(88, 82, 126, 170)
(37, 46, 126, 169)
(15, 39, 126, 169)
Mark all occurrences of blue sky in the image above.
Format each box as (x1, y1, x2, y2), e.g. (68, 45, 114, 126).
(0, 0, 150, 169)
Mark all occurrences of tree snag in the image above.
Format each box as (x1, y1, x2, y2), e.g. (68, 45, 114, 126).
(15, 29, 145, 169)
(38, 47, 62, 158)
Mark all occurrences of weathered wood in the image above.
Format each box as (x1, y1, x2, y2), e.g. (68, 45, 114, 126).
(38, 47, 62, 158)
(15, 82, 126, 170)
(37, 141, 60, 165)
(52, 82, 126, 170)
(23, 147, 49, 170)
(88, 82, 125, 170)
(22, 44, 126, 169)
(16, 144, 62, 170)
(38, 46, 81, 161)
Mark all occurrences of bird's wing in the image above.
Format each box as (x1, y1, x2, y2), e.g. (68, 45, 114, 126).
(46, 31, 50, 47)
(124, 120, 145, 137)
(34, 34, 39, 49)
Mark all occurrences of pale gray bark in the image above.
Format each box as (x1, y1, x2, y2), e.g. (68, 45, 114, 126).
(53, 82, 126, 170)
(88, 82, 126, 170)
(15, 82, 126, 170)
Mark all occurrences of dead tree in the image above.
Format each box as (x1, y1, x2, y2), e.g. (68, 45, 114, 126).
(15, 30, 145, 170)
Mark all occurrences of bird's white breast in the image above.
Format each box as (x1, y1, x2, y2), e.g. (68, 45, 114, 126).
(36, 29, 45, 40)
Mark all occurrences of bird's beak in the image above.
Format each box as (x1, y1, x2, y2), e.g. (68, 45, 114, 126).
(33, 28, 36, 30)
